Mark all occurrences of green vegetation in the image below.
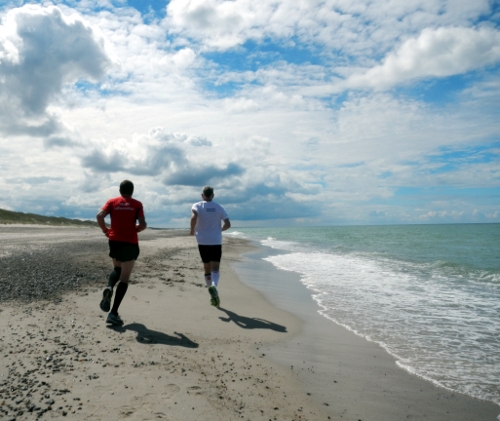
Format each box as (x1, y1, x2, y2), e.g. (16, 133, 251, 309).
(0, 208, 97, 227)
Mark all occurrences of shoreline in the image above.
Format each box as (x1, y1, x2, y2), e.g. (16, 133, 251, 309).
(230, 241, 500, 421)
(0, 226, 327, 420)
(1, 225, 498, 421)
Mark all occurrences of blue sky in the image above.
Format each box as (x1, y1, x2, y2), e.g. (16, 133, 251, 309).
(0, 0, 498, 227)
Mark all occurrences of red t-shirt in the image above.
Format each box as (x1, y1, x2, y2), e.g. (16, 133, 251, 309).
(102, 196, 144, 244)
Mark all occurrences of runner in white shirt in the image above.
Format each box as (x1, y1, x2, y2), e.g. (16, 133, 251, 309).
(190, 186, 231, 307)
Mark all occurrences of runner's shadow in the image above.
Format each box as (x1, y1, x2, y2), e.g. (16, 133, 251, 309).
(218, 307, 287, 332)
(107, 323, 198, 348)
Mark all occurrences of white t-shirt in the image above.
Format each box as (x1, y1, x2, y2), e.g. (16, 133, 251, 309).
(192, 200, 229, 245)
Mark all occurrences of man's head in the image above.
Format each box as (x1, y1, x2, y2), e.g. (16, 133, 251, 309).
(202, 185, 214, 201)
(120, 180, 134, 197)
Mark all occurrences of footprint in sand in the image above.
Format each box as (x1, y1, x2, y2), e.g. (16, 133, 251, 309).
(119, 406, 135, 417)
(134, 395, 174, 419)
(161, 383, 180, 399)
(187, 385, 203, 395)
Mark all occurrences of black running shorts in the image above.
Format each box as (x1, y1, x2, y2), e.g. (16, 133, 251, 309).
(108, 241, 140, 262)
(198, 245, 222, 263)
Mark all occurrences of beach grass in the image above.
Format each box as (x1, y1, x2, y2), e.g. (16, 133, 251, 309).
(0, 208, 97, 227)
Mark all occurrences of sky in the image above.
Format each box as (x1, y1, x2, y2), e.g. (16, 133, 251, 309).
(0, 0, 498, 228)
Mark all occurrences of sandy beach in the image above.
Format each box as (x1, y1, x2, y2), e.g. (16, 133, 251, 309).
(0, 226, 498, 421)
(0, 226, 324, 421)
(234, 247, 500, 421)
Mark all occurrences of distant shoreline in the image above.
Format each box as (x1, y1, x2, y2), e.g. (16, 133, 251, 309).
(0, 208, 97, 227)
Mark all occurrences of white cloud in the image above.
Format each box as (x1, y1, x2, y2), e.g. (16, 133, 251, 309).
(164, 0, 492, 57)
(0, 1, 498, 226)
(165, 0, 271, 50)
(346, 26, 500, 90)
(79, 128, 246, 187)
(223, 97, 260, 113)
(172, 47, 197, 67)
(0, 4, 111, 136)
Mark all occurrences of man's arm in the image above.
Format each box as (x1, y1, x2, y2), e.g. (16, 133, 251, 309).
(190, 210, 198, 235)
(96, 209, 110, 237)
(136, 216, 147, 233)
(222, 218, 231, 232)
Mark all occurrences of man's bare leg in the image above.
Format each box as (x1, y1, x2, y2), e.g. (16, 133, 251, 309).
(110, 260, 134, 316)
(206, 261, 221, 307)
(100, 258, 123, 312)
(203, 262, 212, 286)
(107, 258, 122, 289)
(116, 259, 135, 284)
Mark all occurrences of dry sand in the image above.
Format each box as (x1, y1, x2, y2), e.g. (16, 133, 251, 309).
(0, 226, 325, 421)
(0, 225, 498, 421)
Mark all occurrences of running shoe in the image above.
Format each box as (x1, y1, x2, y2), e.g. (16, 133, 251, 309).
(208, 286, 220, 307)
(106, 312, 124, 326)
(100, 287, 113, 312)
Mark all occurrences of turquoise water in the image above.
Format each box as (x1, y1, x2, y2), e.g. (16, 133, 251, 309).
(227, 224, 500, 406)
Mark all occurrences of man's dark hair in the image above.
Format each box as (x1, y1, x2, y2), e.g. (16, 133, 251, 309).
(202, 185, 214, 198)
(120, 180, 134, 196)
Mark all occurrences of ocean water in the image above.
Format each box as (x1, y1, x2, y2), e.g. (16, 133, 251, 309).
(228, 224, 500, 407)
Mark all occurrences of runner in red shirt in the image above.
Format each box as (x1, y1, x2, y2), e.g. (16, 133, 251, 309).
(96, 180, 147, 325)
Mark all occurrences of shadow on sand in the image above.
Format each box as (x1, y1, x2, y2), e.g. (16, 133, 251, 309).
(107, 322, 199, 348)
(217, 307, 287, 332)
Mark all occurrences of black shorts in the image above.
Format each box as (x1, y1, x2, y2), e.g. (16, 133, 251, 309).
(109, 241, 140, 262)
(198, 245, 222, 263)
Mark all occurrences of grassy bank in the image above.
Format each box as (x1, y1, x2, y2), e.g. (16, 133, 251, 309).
(0, 208, 97, 227)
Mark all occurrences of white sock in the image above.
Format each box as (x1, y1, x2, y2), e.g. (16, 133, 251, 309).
(211, 271, 220, 287)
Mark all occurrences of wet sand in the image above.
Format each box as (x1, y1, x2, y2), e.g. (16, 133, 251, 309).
(233, 246, 500, 421)
(0, 225, 498, 421)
